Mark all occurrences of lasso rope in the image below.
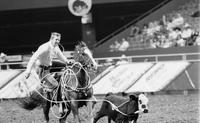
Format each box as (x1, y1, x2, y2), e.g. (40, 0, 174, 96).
(33, 87, 140, 119)
(34, 62, 92, 119)
(32, 62, 139, 119)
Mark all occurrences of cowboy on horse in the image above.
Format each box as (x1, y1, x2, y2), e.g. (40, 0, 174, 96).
(24, 32, 72, 114)
(24, 32, 71, 90)
(21, 33, 98, 123)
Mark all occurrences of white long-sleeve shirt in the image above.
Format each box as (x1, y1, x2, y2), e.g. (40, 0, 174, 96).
(26, 41, 67, 73)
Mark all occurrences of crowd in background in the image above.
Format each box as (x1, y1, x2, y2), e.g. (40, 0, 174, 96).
(0, 52, 10, 70)
(109, 0, 200, 52)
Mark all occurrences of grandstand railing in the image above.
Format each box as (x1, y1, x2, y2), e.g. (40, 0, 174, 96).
(0, 52, 200, 70)
(95, 52, 200, 66)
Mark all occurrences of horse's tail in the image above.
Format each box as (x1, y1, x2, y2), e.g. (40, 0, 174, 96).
(18, 88, 44, 110)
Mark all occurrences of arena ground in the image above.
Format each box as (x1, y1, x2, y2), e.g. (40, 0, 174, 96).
(0, 92, 199, 123)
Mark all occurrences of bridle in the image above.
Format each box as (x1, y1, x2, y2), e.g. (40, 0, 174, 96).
(75, 46, 96, 71)
(59, 45, 95, 91)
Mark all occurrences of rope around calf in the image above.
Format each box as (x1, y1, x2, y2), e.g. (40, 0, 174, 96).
(34, 88, 140, 119)
(32, 62, 140, 119)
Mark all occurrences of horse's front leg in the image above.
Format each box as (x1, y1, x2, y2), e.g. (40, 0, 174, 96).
(86, 96, 97, 123)
(71, 101, 81, 123)
(42, 92, 51, 123)
(59, 103, 71, 123)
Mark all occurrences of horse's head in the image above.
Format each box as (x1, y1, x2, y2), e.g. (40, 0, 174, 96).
(74, 41, 98, 71)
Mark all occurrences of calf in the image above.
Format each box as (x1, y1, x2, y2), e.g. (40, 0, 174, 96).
(93, 93, 148, 123)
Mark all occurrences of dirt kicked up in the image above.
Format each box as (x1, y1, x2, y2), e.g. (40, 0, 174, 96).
(0, 92, 199, 123)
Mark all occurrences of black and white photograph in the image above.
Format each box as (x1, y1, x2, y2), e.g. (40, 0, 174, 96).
(0, 0, 199, 122)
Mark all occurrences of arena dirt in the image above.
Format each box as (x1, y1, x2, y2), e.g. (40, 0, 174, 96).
(0, 92, 199, 123)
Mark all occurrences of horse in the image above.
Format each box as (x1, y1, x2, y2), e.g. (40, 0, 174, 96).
(18, 41, 98, 123)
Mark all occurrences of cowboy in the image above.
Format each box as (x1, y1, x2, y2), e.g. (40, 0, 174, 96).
(24, 32, 70, 91)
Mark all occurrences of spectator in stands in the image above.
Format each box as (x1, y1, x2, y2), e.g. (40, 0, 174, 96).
(109, 40, 121, 52)
(158, 34, 168, 48)
(166, 19, 174, 31)
(192, 31, 200, 45)
(162, 38, 174, 48)
(149, 38, 158, 48)
(109, 0, 199, 52)
(0, 52, 9, 70)
(141, 24, 149, 43)
(171, 13, 184, 28)
(109, 44, 115, 52)
(0, 52, 7, 63)
(162, 15, 167, 26)
(176, 34, 186, 47)
(194, 33, 200, 45)
(181, 23, 193, 46)
(129, 25, 140, 41)
(168, 27, 181, 41)
(24, 32, 70, 91)
(167, 27, 181, 47)
(188, 30, 199, 46)
(142, 24, 148, 35)
(146, 22, 156, 37)
(118, 38, 129, 51)
(166, 13, 184, 31)
(105, 58, 114, 66)
(116, 54, 128, 65)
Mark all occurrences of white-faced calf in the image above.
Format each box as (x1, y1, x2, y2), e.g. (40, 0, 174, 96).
(93, 93, 149, 123)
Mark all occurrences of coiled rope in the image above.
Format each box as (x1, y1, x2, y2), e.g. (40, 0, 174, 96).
(32, 62, 140, 119)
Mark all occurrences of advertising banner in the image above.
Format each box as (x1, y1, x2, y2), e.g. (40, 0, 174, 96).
(93, 63, 153, 94)
(126, 61, 190, 92)
(0, 70, 40, 98)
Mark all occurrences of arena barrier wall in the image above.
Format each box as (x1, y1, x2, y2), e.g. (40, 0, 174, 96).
(0, 61, 198, 98)
(126, 61, 190, 93)
(93, 61, 191, 94)
(0, 70, 22, 90)
(164, 62, 200, 91)
(93, 62, 154, 94)
(0, 70, 40, 99)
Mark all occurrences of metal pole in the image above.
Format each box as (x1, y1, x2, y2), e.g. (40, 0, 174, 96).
(185, 70, 195, 89)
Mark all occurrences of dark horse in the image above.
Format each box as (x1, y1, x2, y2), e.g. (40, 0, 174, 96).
(19, 41, 98, 123)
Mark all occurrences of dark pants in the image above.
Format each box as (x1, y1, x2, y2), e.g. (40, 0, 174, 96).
(39, 65, 58, 92)
(39, 60, 66, 92)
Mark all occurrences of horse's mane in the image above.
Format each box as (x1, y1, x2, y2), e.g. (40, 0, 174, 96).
(74, 41, 87, 53)
(73, 41, 88, 62)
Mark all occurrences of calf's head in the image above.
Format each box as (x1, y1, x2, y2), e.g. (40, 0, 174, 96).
(126, 94, 139, 116)
(127, 93, 149, 115)
(138, 93, 149, 113)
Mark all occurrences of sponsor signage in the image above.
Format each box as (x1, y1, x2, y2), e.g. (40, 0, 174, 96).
(126, 61, 190, 92)
(93, 63, 153, 94)
(0, 70, 40, 98)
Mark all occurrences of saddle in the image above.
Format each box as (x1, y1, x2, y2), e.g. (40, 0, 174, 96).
(41, 74, 59, 92)
(40, 73, 63, 102)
